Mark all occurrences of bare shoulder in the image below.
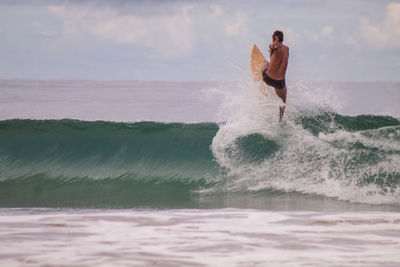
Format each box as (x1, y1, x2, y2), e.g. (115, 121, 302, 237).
(283, 44, 289, 51)
(282, 44, 289, 55)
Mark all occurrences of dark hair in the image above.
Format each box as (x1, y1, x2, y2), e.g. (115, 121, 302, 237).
(273, 30, 284, 42)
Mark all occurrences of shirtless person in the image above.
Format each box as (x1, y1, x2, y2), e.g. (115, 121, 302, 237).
(261, 30, 289, 122)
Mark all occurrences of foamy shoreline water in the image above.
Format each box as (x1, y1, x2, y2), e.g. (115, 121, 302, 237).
(1, 208, 400, 267)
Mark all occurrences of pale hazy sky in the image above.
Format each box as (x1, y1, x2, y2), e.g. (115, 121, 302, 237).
(0, 0, 399, 81)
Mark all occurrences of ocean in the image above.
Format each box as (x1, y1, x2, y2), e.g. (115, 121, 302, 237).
(0, 79, 399, 266)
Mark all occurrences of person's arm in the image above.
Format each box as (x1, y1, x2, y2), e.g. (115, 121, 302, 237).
(269, 40, 279, 54)
(268, 43, 274, 54)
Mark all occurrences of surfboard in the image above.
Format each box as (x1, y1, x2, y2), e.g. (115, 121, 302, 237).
(250, 44, 266, 83)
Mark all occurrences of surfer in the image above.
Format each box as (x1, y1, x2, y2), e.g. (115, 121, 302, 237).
(261, 30, 289, 122)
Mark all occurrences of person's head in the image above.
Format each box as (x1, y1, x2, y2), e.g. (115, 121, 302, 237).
(272, 30, 284, 42)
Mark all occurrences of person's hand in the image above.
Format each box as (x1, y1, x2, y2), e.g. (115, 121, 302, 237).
(269, 42, 278, 51)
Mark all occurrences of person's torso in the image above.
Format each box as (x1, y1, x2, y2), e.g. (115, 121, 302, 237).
(267, 44, 289, 81)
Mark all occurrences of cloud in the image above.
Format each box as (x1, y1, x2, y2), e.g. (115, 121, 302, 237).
(208, 4, 223, 19)
(321, 26, 334, 37)
(305, 25, 335, 43)
(47, 2, 253, 58)
(32, 21, 58, 37)
(225, 12, 248, 36)
(360, 2, 400, 49)
(344, 35, 360, 51)
(47, 2, 254, 58)
(48, 3, 195, 57)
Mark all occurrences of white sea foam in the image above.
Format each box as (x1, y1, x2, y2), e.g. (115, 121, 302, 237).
(1, 208, 400, 267)
(210, 79, 400, 205)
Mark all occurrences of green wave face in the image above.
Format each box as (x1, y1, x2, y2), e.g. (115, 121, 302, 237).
(0, 120, 219, 208)
(0, 120, 219, 180)
(0, 114, 399, 208)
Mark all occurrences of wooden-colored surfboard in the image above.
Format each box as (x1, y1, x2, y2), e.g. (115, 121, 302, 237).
(250, 44, 266, 83)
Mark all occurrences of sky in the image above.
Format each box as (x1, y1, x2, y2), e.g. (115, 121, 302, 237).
(0, 0, 399, 82)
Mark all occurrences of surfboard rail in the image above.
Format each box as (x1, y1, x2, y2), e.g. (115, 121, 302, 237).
(250, 44, 266, 83)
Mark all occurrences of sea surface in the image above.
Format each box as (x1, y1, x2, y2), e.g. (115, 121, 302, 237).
(0, 79, 399, 266)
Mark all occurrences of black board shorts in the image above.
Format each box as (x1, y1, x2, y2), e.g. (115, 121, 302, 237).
(262, 69, 285, 90)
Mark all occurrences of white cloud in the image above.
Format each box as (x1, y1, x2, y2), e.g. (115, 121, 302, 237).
(360, 2, 400, 49)
(208, 4, 223, 19)
(225, 12, 248, 36)
(344, 35, 360, 52)
(47, 2, 253, 58)
(305, 25, 334, 43)
(321, 26, 334, 37)
(32, 21, 58, 37)
(48, 4, 195, 57)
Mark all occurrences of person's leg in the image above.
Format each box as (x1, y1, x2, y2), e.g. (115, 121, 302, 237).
(279, 106, 285, 122)
(274, 85, 286, 103)
(259, 61, 270, 98)
(275, 86, 287, 122)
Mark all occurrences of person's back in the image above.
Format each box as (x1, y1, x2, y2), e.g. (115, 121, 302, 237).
(267, 44, 289, 81)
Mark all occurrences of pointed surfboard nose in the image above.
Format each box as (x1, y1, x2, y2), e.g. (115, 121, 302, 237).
(250, 44, 266, 83)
